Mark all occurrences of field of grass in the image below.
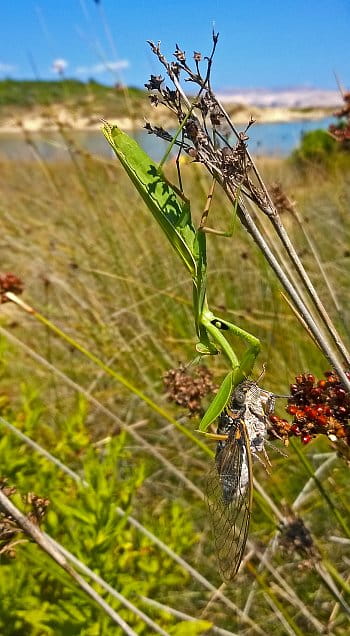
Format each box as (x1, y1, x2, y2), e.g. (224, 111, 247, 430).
(0, 124, 350, 634)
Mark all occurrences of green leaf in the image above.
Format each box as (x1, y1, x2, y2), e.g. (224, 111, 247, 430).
(198, 370, 233, 431)
(170, 620, 213, 635)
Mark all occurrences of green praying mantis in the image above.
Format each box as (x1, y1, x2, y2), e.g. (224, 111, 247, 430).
(103, 123, 261, 433)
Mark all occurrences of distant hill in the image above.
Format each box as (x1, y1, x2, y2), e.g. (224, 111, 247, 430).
(0, 79, 336, 132)
(216, 87, 343, 108)
(0, 78, 144, 114)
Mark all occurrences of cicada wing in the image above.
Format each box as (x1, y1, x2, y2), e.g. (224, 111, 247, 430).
(206, 420, 253, 581)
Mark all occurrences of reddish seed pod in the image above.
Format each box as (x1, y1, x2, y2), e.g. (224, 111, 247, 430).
(311, 387, 321, 397)
(318, 380, 327, 389)
(336, 406, 347, 417)
(301, 434, 312, 445)
(291, 424, 301, 436)
(335, 388, 346, 399)
(269, 414, 279, 423)
(306, 374, 315, 384)
(290, 384, 299, 394)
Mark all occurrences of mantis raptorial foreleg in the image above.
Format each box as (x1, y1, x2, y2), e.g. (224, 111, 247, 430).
(199, 180, 240, 237)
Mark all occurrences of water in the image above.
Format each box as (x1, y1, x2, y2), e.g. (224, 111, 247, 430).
(0, 117, 334, 162)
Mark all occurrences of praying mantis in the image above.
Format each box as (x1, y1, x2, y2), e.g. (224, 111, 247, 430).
(103, 123, 261, 433)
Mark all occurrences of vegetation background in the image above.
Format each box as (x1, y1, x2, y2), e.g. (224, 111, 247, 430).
(1, 6, 350, 635)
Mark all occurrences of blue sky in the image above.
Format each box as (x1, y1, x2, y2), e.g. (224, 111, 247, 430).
(1, 0, 349, 90)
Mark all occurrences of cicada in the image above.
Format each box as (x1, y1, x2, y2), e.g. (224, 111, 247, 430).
(206, 380, 278, 580)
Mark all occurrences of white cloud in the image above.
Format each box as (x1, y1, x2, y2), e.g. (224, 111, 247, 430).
(75, 60, 129, 76)
(0, 62, 16, 73)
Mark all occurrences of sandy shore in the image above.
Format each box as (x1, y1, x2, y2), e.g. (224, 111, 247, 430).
(0, 104, 334, 134)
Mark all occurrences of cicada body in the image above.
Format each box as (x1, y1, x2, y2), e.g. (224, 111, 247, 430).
(206, 380, 276, 580)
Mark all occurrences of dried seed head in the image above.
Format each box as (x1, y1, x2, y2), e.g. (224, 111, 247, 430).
(144, 74, 164, 91)
(269, 182, 295, 215)
(193, 51, 202, 62)
(163, 365, 217, 416)
(279, 513, 316, 562)
(174, 45, 186, 62)
(0, 273, 24, 303)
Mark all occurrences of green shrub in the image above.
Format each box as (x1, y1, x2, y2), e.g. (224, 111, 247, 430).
(291, 128, 338, 166)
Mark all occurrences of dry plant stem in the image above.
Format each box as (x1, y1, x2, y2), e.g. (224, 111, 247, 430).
(262, 595, 297, 636)
(267, 212, 350, 366)
(0, 490, 138, 636)
(327, 572, 350, 631)
(293, 207, 345, 318)
(244, 453, 341, 619)
(4, 292, 211, 457)
(222, 193, 350, 392)
(314, 563, 350, 616)
(0, 326, 203, 499)
(0, 400, 326, 632)
(0, 414, 265, 635)
(0, 413, 325, 634)
(292, 454, 337, 510)
(251, 546, 325, 633)
(139, 596, 237, 636)
(280, 292, 320, 348)
(45, 535, 169, 636)
(245, 198, 340, 351)
(0, 335, 337, 629)
(147, 38, 350, 386)
(207, 96, 350, 366)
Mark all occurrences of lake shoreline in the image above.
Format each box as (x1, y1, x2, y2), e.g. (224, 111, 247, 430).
(0, 104, 335, 134)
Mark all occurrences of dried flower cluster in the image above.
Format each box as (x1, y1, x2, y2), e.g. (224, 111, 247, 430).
(0, 273, 24, 303)
(329, 91, 350, 147)
(279, 512, 316, 566)
(269, 182, 295, 215)
(163, 364, 217, 416)
(269, 371, 350, 445)
(144, 35, 271, 213)
(0, 479, 49, 558)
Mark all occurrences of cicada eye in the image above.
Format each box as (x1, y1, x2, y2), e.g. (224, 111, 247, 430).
(232, 386, 246, 404)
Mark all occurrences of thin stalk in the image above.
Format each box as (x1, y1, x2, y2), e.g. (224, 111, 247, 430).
(0, 413, 265, 635)
(292, 454, 337, 510)
(4, 292, 211, 457)
(0, 326, 204, 498)
(267, 211, 350, 366)
(139, 596, 238, 636)
(293, 207, 345, 318)
(223, 193, 350, 392)
(158, 104, 194, 168)
(46, 535, 170, 636)
(250, 544, 325, 633)
(247, 563, 304, 636)
(0, 490, 138, 636)
(263, 594, 298, 636)
(291, 440, 350, 538)
(315, 562, 350, 615)
(206, 94, 350, 381)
